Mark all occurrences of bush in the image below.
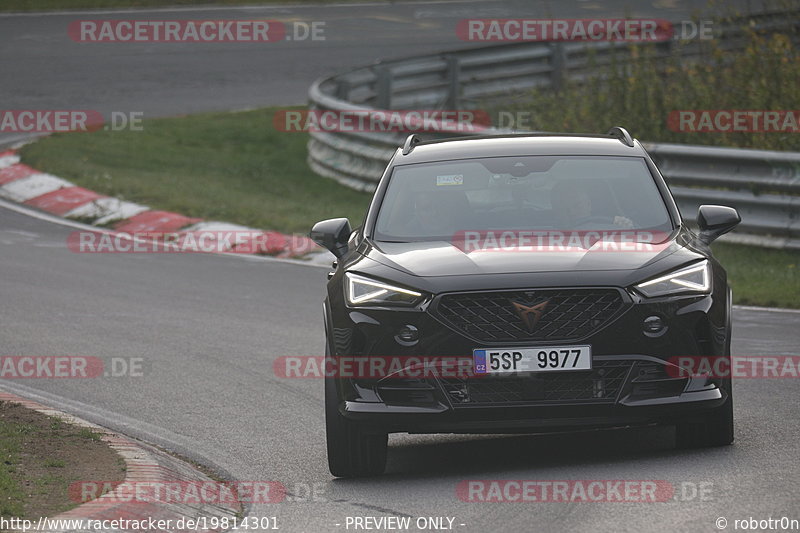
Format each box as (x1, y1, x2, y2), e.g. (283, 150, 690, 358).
(501, 13, 799, 151)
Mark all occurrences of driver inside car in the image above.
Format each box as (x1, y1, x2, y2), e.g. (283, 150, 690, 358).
(550, 184, 634, 229)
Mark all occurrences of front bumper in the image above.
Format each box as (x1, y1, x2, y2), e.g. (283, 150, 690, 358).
(326, 291, 730, 434)
(338, 354, 727, 433)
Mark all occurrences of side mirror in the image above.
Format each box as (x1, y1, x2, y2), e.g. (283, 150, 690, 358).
(697, 205, 740, 244)
(310, 218, 352, 258)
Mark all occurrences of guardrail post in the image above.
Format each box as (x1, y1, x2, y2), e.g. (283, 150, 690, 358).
(550, 43, 566, 90)
(446, 55, 461, 109)
(375, 66, 392, 109)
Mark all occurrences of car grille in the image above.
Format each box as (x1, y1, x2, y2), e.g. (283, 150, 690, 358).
(433, 288, 626, 343)
(440, 360, 633, 406)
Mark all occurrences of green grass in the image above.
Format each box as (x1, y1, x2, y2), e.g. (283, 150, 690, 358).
(712, 242, 799, 308)
(0, 403, 126, 520)
(19, 107, 800, 308)
(19, 107, 371, 235)
(0, 0, 372, 11)
(77, 428, 102, 441)
(0, 420, 26, 517)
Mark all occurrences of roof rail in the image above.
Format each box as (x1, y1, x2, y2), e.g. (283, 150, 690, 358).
(402, 134, 421, 155)
(607, 126, 634, 147)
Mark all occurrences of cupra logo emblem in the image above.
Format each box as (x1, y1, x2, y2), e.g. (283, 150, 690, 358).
(511, 299, 550, 332)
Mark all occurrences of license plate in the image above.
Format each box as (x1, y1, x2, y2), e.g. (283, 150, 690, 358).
(473, 346, 592, 374)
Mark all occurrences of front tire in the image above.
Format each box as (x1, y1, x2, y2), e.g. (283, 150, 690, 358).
(675, 392, 734, 449)
(324, 345, 388, 477)
(676, 294, 735, 449)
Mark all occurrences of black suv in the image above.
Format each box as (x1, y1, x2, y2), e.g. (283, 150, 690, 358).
(311, 128, 740, 477)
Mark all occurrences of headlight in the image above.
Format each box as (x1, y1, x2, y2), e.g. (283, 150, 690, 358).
(345, 273, 423, 307)
(634, 261, 711, 297)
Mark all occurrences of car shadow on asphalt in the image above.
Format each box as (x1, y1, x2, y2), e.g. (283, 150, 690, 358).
(372, 425, 712, 479)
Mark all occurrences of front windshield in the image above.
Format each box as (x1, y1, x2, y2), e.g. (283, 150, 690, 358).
(373, 155, 674, 242)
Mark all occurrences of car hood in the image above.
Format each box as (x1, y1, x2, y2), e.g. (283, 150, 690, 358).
(360, 231, 685, 277)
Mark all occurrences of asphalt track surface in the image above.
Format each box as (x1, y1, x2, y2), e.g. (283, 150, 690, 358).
(1, 1, 798, 532)
(2, 201, 799, 533)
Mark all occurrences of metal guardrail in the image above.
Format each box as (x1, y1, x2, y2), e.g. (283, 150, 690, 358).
(307, 12, 800, 248)
(644, 144, 800, 247)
